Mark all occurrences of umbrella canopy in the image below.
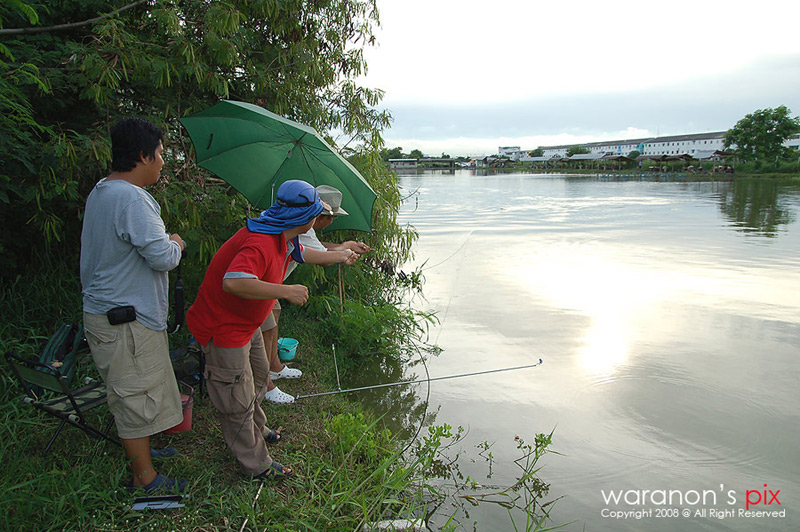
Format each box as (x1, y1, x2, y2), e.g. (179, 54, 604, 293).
(179, 100, 376, 232)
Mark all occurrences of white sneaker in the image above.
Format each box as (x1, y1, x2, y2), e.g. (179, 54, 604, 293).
(269, 366, 302, 380)
(262, 386, 295, 404)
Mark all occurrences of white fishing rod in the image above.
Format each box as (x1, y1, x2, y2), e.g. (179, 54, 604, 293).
(295, 359, 544, 401)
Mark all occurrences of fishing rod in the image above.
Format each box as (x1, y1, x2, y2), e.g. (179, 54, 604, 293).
(167, 249, 186, 334)
(295, 359, 543, 401)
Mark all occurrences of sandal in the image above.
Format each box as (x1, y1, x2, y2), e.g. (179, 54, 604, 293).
(256, 461, 294, 480)
(269, 366, 302, 380)
(262, 386, 295, 404)
(127, 473, 188, 494)
(265, 426, 283, 444)
(150, 447, 179, 459)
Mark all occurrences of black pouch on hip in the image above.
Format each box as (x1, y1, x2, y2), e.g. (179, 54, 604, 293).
(107, 305, 136, 325)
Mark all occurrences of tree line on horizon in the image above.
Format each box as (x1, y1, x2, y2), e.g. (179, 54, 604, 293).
(380, 106, 800, 164)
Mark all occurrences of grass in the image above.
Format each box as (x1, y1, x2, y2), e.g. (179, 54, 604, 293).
(0, 264, 561, 531)
(1, 324, 425, 529)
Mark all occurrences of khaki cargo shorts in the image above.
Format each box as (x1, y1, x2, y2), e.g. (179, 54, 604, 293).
(83, 312, 183, 439)
(260, 300, 281, 331)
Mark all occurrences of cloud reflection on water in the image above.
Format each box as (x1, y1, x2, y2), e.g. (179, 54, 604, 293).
(397, 173, 800, 532)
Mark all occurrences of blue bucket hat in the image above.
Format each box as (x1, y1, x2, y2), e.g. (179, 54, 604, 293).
(246, 180, 324, 236)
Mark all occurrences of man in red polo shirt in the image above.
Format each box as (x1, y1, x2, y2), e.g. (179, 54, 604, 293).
(187, 179, 323, 479)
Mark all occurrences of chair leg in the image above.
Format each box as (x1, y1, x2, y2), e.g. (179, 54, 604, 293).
(43, 418, 68, 457)
(87, 418, 117, 464)
(73, 415, 119, 447)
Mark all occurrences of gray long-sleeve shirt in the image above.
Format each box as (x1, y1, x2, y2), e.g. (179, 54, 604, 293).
(80, 178, 181, 330)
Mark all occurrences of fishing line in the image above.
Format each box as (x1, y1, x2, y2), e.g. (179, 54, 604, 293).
(422, 229, 473, 271)
(430, 230, 471, 347)
(399, 186, 421, 204)
(295, 361, 543, 400)
(397, 339, 432, 458)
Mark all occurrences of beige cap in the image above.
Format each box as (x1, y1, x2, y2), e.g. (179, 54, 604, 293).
(316, 185, 349, 216)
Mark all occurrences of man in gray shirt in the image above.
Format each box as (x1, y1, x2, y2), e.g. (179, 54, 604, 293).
(80, 117, 186, 493)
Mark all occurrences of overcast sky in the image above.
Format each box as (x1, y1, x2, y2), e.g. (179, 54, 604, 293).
(359, 0, 800, 156)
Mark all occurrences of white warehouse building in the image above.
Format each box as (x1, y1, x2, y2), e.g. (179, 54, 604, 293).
(525, 131, 799, 160)
(641, 132, 727, 156)
(539, 132, 730, 158)
(498, 146, 528, 161)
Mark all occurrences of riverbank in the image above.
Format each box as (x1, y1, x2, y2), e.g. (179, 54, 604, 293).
(0, 263, 559, 531)
(0, 265, 432, 531)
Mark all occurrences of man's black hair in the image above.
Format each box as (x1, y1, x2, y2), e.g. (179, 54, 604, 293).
(110, 118, 164, 172)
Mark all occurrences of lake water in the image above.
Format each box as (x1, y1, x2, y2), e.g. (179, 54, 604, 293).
(392, 171, 800, 531)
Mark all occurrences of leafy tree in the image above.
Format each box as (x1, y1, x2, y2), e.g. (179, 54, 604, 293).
(440, 152, 450, 159)
(381, 146, 403, 161)
(1, 0, 431, 380)
(408, 149, 423, 159)
(529, 148, 544, 157)
(566, 146, 590, 157)
(724, 106, 800, 162)
(628, 150, 641, 159)
(0, 0, 392, 277)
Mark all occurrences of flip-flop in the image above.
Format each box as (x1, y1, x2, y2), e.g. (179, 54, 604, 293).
(265, 426, 283, 444)
(127, 473, 188, 494)
(255, 461, 294, 480)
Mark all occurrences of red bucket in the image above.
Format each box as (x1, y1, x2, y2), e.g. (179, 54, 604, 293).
(164, 382, 193, 434)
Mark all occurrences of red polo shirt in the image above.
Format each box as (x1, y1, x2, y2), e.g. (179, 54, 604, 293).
(187, 227, 291, 348)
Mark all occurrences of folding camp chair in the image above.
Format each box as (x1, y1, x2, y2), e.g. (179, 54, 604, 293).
(36, 322, 88, 386)
(5, 352, 119, 457)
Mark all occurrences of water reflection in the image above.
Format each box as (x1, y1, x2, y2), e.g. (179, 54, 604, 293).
(717, 178, 798, 235)
(393, 172, 800, 532)
(342, 347, 438, 439)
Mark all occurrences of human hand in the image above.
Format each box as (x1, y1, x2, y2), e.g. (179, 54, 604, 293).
(346, 241, 373, 254)
(169, 233, 185, 251)
(284, 284, 309, 306)
(341, 249, 358, 265)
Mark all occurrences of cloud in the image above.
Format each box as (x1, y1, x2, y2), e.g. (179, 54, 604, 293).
(378, 54, 800, 156)
(364, 1, 800, 106)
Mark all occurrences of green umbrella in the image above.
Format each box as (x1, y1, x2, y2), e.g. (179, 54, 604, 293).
(179, 100, 376, 232)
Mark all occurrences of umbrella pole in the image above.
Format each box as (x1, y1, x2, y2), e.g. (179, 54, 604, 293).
(338, 264, 344, 314)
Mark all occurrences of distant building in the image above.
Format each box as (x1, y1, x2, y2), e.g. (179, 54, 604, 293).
(498, 146, 529, 161)
(584, 138, 650, 156)
(539, 132, 730, 159)
(641, 132, 727, 156)
(418, 157, 455, 169)
(539, 144, 571, 158)
(388, 158, 418, 170)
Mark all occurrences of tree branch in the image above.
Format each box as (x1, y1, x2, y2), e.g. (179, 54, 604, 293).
(0, 0, 148, 36)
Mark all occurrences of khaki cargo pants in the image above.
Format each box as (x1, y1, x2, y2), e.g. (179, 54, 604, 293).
(200, 329, 275, 477)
